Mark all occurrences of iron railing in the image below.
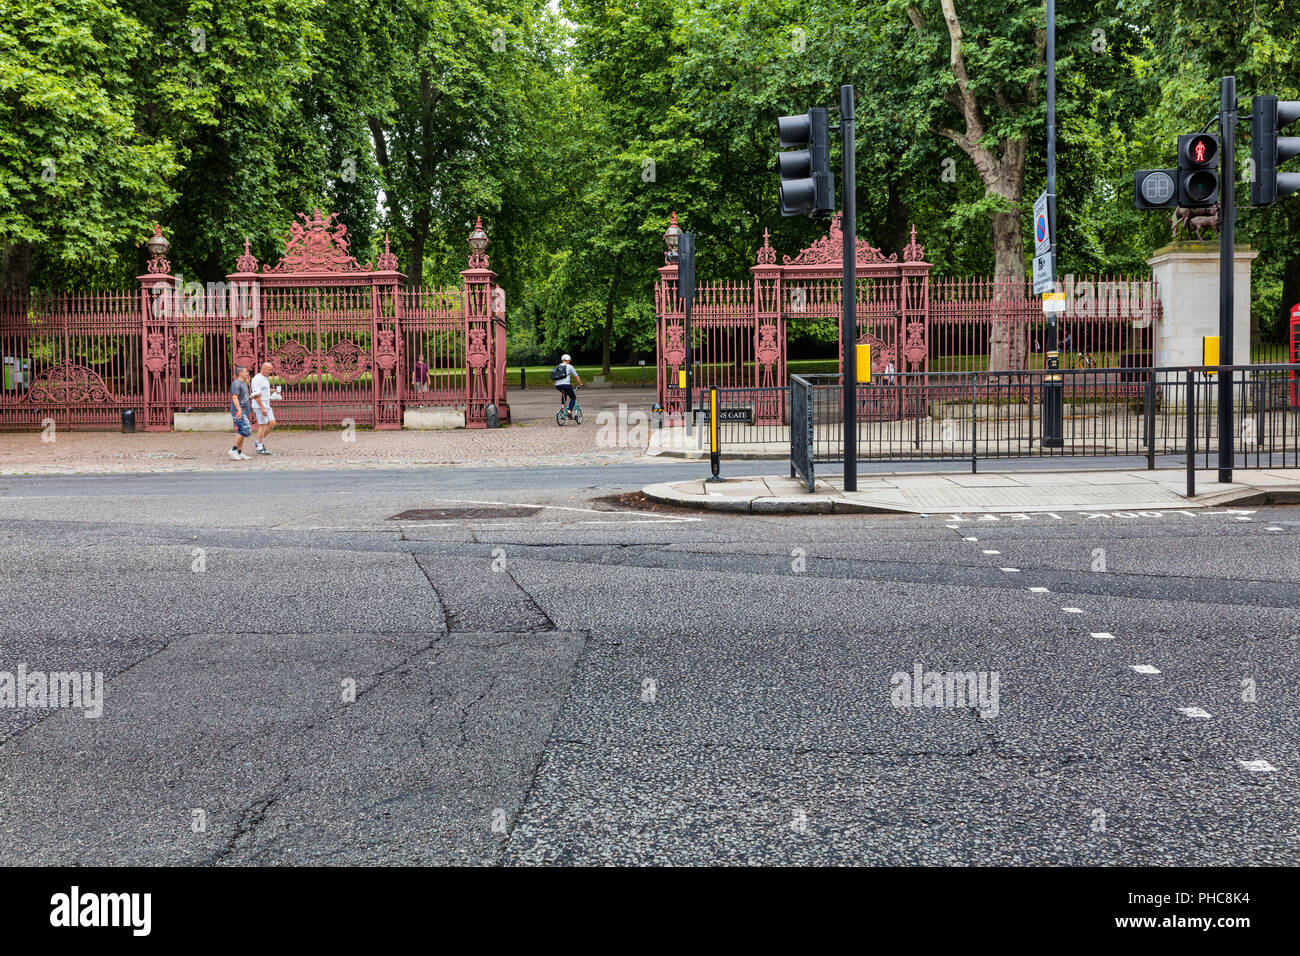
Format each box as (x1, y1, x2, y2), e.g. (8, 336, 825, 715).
(781, 364, 1300, 479)
(790, 376, 814, 492)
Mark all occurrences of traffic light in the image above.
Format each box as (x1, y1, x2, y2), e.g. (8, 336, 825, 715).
(1250, 95, 1300, 206)
(676, 232, 695, 302)
(777, 107, 834, 217)
(1134, 169, 1178, 209)
(1176, 133, 1219, 207)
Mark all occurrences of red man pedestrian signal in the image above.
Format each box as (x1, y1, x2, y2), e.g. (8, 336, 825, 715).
(1177, 133, 1220, 207)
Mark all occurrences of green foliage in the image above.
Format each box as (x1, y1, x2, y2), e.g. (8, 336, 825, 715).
(2, 0, 1299, 357)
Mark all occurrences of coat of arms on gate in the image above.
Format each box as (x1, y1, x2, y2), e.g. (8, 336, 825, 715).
(663, 325, 686, 367)
(271, 339, 314, 382)
(466, 328, 490, 369)
(755, 323, 780, 367)
(263, 209, 368, 274)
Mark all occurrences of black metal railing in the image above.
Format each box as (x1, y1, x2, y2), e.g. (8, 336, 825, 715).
(790, 376, 814, 491)
(778, 364, 1300, 479)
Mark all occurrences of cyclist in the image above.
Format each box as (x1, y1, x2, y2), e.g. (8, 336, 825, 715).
(552, 353, 582, 418)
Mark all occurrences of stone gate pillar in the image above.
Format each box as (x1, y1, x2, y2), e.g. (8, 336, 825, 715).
(1147, 241, 1255, 368)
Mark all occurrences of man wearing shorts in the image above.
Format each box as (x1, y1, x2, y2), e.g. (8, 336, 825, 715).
(250, 361, 278, 455)
(229, 366, 253, 460)
(553, 353, 581, 417)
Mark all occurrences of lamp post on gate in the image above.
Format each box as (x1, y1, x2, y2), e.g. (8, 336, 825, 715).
(664, 215, 696, 435)
(468, 220, 489, 256)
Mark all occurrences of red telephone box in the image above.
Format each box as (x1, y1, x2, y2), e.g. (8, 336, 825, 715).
(1291, 304, 1300, 406)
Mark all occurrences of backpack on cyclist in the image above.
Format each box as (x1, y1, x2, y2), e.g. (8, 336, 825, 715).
(550, 364, 568, 382)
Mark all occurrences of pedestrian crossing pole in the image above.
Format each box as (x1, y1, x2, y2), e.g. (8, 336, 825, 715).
(706, 386, 725, 482)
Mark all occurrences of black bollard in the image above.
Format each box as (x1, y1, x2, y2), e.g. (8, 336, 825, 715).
(122, 409, 135, 433)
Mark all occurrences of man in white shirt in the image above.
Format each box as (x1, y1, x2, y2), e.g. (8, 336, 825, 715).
(249, 362, 279, 455)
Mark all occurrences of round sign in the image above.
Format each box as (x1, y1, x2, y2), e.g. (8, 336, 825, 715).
(1035, 213, 1049, 243)
(1140, 170, 1175, 206)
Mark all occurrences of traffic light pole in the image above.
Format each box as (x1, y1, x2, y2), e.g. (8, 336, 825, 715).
(841, 84, 857, 492)
(1218, 75, 1235, 484)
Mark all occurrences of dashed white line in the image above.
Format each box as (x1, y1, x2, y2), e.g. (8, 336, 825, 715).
(983, 549, 1000, 555)
(1062, 607, 1083, 614)
(1130, 664, 1160, 674)
(1177, 707, 1212, 719)
(1028, 586, 1049, 593)
(1238, 759, 1276, 772)
(1000, 567, 1020, 573)
(1090, 632, 1116, 640)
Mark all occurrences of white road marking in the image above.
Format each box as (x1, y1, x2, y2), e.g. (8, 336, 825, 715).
(964, 536, 978, 541)
(1000, 567, 1020, 573)
(1130, 664, 1160, 674)
(1238, 759, 1276, 772)
(1028, 586, 1049, 593)
(1267, 526, 1283, 532)
(1063, 607, 1083, 613)
(1177, 707, 1212, 719)
(983, 549, 1000, 555)
(1090, 632, 1116, 640)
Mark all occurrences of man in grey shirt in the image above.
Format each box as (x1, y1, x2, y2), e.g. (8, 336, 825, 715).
(229, 366, 252, 460)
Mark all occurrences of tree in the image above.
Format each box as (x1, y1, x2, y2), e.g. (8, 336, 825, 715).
(0, 0, 180, 294)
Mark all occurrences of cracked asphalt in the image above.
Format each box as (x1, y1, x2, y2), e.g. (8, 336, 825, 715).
(0, 463, 1297, 865)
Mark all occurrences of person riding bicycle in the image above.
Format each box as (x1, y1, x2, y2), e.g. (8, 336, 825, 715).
(551, 353, 582, 417)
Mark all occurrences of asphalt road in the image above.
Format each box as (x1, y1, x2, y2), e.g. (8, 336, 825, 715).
(1, 464, 1297, 865)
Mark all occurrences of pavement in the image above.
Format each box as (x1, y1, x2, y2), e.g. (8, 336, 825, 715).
(2, 464, 1298, 865)
(0, 385, 662, 475)
(644, 468, 1300, 515)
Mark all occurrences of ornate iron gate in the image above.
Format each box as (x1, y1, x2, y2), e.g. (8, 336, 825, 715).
(655, 213, 931, 423)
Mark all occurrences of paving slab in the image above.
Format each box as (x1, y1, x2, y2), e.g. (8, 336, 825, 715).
(643, 468, 1300, 515)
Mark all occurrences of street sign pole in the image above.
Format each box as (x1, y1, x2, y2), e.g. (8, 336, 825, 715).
(1042, 0, 1064, 448)
(1218, 75, 1235, 484)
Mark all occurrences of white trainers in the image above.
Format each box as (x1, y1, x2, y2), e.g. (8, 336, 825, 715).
(228, 449, 241, 460)
(238, 452, 252, 460)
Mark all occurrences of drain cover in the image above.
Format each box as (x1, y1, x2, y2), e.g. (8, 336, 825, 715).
(388, 506, 542, 520)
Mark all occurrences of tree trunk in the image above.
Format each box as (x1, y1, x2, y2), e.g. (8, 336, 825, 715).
(409, 206, 429, 287)
(987, 160, 1027, 372)
(988, 205, 1026, 371)
(1, 241, 33, 297)
(600, 260, 622, 376)
(885, 176, 911, 254)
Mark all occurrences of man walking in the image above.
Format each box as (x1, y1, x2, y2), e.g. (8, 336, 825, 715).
(229, 366, 253, 460)
(250, 361, 279, 455)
